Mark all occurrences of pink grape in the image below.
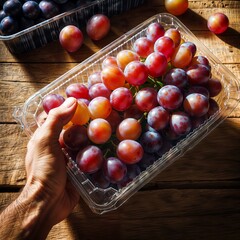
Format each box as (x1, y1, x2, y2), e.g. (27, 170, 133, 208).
(102, 56, 118, 69)
(110, 87, 133, 111)
(86, 14, 110, 40)
(124, 61, 148, 86)
(171, 45, 192, 68)
(133, 37, 154, 58)
(89, 83, 111, 99)
(164, 28, 181, 47)
(154, 36, 175, 60)
(101, 66, 125, 90)
(146, 22, 165, 42)
(66, 83, 90, 100)
(145, 52, 168, 77)
(42, 93, 65, 114)
(87, 71, 102, 88)
(116, 50, 140, 70)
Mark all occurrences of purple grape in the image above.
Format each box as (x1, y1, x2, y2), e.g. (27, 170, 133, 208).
(170, 111, 192, 136)
(147, 106, 170, 131)
(181, 41, 197, 56)
(138, 153, 156, 170)
(184, 93, 209, 117)
(90, 170, 110, 189)
(103, 157, 127, 184)
(157, 85, 183, 110)
(163, 68, 188, 89)
(22, 1, 41, 19)
(187, 64, 210, 85)
(39, 0, 60, 19)
(185, 85, 210, 99)
(0, 16, 18, 35)
(140, 131, 163, 154)
(3, 0, 22, 17)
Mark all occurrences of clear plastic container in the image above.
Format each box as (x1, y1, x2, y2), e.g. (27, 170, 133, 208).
(14, 13, 240, 214)
(0, 0, 145, 54)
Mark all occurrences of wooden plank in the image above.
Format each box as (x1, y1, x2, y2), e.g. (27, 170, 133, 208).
(0, 118, 239, 186)
(1, 188, 240, 239)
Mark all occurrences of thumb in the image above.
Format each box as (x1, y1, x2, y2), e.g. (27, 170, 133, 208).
(42, 97, 77, 140)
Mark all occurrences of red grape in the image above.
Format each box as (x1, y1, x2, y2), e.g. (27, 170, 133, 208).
(116, 118, 142, 141)
(207, 12, 229, 34)
(76, 145, 103, 174)
(163, 68, 188, 89)
(87, 118, 112, 144)
(89, 83, 111, 99)
(63, 125, 89, 151)
(88, 96, 112, 119)
(140, 131, 163, 154)
(206, 78, 222, 97)
(154, 36, 175, 60)
(186, 64, 210, 85)
(101, 66, 125, 90)
(102, 56, 118, 69)
(59, 25, 83, 52)
(165, 0, 188, 16)
(117, 139, 144, 164)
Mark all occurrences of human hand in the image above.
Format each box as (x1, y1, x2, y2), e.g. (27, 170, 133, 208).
(24, 97, 80, 226)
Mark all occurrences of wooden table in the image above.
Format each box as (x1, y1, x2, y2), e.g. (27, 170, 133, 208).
(0, 0, 240, 239)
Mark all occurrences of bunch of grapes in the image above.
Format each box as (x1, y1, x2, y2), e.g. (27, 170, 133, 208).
(41, 21, 222, 190)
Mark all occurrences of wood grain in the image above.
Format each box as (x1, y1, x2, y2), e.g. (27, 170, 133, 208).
(1, 188, 240, 240)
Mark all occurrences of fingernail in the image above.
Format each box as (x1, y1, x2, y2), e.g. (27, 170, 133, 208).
(63, 97, 76, 108)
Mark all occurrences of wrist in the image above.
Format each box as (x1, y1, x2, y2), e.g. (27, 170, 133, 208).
(15, 181, 54, 239)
